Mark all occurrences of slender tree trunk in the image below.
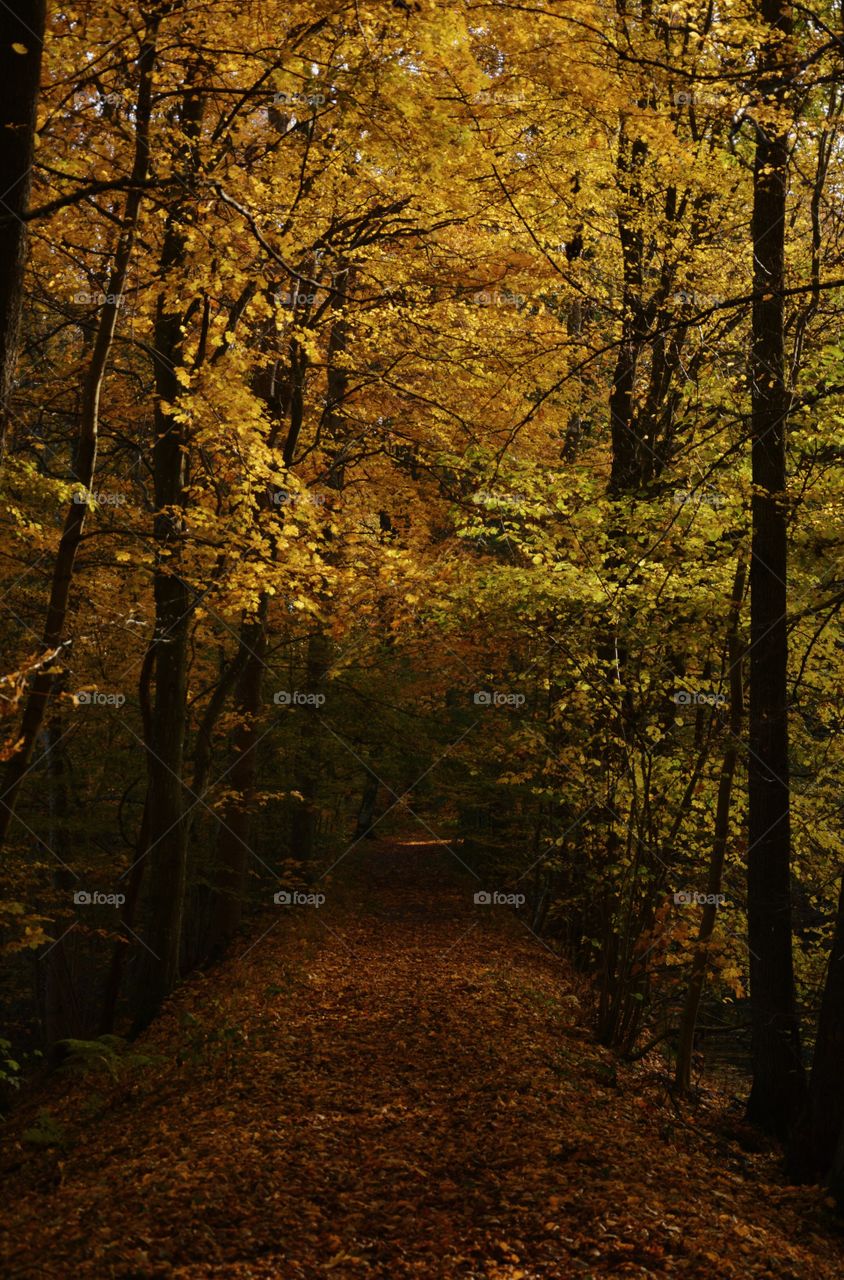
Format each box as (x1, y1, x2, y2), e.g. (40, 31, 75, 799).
(289, 628, 330, 863)
(0, 18, 160, 851)
(100, 798, 149, 1035)
(745, 0, 806, 1137)
(608, 123, 649, 496)
(829, 1119, 844, 1210)
(786, 874, 844, 1180)
(355, 774, 380, 840)
(207, 602, 268, 954)
(133, 79, 206, 1025)
(0, 0, 46, 457)
(101, 641, 154, 1033)
(41, 711, 81, 1052)
(675, 559, 745, 1093)
(135, 279, 192, 1016)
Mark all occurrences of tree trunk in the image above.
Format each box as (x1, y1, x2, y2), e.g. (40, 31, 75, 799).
(289, 629, 331, 864)
(41, 711, 81, 1053)
(133, 267, 194, 1021)
(134, 91, 207, 1018)
(786, 874, 844, 1180)
(675, 559, 745, 1093)
(0, 0, 46, 457)
(745, 0, 805, 1137)
(207, 603, 268, 955)
(0, 16, 160, 851)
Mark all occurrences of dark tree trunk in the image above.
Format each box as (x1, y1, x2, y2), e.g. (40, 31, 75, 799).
(101, 642, 154, 1033)
(745, 0, 806, 1137)
(0, 17, 159, 851)
(41, 712, 81, 1053)
(675, 559, 745, 1093)
(355, 774, 380, 840)
(608, 126, 649, 496)
(289, 629, 331, 864)
(207, 603, 268, 955)
(830, 1119, 844, 1210)
(0, 0, 46, 456)
(134, 79, 205, 1020)
(134, 254, 194, 1021)
(787, 877, 844, 1179)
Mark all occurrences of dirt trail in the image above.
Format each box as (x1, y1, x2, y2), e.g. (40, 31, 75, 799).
(1, 838, 843, 1278)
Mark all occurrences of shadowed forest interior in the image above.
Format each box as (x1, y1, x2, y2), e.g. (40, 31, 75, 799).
(2, 1, 844, 1276)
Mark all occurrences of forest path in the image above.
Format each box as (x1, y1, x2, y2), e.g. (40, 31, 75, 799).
(1, 838, 842, 1278)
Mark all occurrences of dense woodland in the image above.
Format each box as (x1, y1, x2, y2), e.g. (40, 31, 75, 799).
(3, 0, 844, 1274)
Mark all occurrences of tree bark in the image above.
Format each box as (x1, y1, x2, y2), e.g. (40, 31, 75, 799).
(41, 711, 81, 1052)
(0, 0, 46, 456)
(786, 874, 844, 1179)
(134, 82, 206, 1022)
(0, 17, 160, 852)
(207, 603, 268, 954)
(675, 559, 745, 1093)
(289, 628, 331, 863)
(745, 0, 806, 1137)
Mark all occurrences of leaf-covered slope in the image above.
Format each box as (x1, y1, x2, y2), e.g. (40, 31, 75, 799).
(2, 839, 842, 1279)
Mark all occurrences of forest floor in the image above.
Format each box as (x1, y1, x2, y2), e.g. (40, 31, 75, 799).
(2, 836, 844, 1278)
